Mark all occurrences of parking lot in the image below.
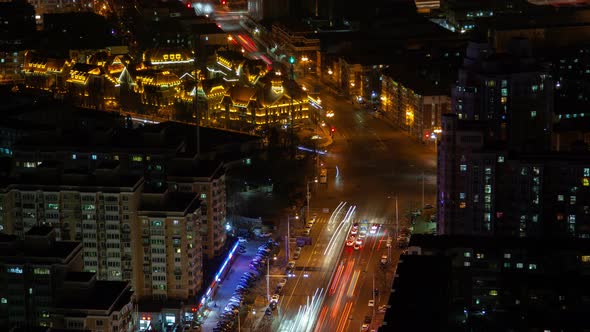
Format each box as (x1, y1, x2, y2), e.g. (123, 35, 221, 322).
(200, 237, 280, 332)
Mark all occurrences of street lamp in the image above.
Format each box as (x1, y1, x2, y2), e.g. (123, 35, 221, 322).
(286, 215, 299, 263)
(307, 179, 318, 222)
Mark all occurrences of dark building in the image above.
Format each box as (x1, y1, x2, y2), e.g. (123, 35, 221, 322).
(395, 234, 590, 330)
(0, 226, 82, 329)
(41, 12, 115, 55)
(0, 0, 36, 48)
(437, 113, 590, 237)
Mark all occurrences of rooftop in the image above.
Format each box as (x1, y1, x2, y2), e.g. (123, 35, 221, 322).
(56, 280, 132, 312)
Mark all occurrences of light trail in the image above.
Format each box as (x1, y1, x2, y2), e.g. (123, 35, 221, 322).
(346, 269, 361, 297)
(329, 262, 345, 295)
(314, 305, 329, 332)
(328, 201, 347, 226)
(331, 261, 354, 318)
(323, 205, 356, 256)
(336, 301, 353, 332)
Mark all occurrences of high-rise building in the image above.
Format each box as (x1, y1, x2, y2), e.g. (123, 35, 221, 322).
(0, 226, 135, 331)
(0, 163, 205, 302)
(437, 39, 590, 237)
(452, 39, 553, 151)
(168, 159, 227, 259)
(0, 226, 82, 329)
(134, 191, 203, 300)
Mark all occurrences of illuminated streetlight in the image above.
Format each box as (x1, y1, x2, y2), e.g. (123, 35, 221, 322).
(328, 69, 333, 75)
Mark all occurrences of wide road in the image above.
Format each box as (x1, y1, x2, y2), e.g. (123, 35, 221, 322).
(300, 75, 437, 331)
(210, 16, 437, 330)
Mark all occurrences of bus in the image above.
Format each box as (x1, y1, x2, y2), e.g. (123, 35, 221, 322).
(319, 168, 327, 184)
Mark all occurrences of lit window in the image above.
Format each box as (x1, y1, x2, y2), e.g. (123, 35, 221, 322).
(72, 154, 77, 160)
(504, 253, 511, 259)
(571, 196, 577, 204)
(173, 220, 179, 225)
(489, 290, 498, 296)
(459, 202, 467, 209)
(464, 261, 471, 267)
(91, 154, 97, 160)
(200, 193, 207, 199)
(516, 263, 523, 269)
(114, 155, 119, 160)
(584, 168, 590, 177)
(530, 111, 537, 118)
(583, 178, 589, 187)
(132, 155, 143, 162)
(503, 262, 510, 268)
(497, 156, 504, 163)
(460, 164, 467, 172)
(581, 256, 590, 263)
(476, 253, 485, 259)
(0, 298, 6, 304)
(528, 264, 537, 270)
(176, 248, 181, 254)
(8, 267, 23, 274)
(152, 221, 162, 227)
(460, 193, 466, 199)
(557, 195, 564, 201)
(34, 268, 50, 275)
(464, 252, 471, 258)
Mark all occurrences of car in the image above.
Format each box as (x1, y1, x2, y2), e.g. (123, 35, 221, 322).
(370, 225, 379, 234)
(277, 278, 287, 287)
(293, 252, 300, 260)
(287, 261, 296, 269)
(238, 237, 248, 243)
(350, 225, 358, 235)
(378, 305, 388, 313)
(356, 238, 363, 246)
(270, 294, 280, 303)
(368, 300, 375, 307)
(380, 255, 388, 264)
(260, 232, 273, 238)
(354, 243, 361, 250)
(295, 247, 302, 254)
(386, 238, 392, 248)
(275, 285, 284, 294)
(361, 323, 370, 331)
(373, 288, 379, 297)
(258, 247, 271, 253)
(346, 239, 355, 246)
(286, 268, 295, 277)
(265, 307, 273, 316)
(358, 230, 367, 239)
(303, 228, 311, 236)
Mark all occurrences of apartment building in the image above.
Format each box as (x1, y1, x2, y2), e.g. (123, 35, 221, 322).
(134, 190, 202, 300)
(393, 234, 590, 330)
(167, 159, 226, 260)
(0, 226, 82, 329)
(437, 113, 590, 238)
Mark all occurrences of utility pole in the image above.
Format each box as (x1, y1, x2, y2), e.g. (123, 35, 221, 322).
(395, 196, 399, 240)
(266, 257, 270, 303)
(421, 172, 425, 208)
(193, 33, 201, 157)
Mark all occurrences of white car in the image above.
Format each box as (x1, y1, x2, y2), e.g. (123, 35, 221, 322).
(287, 261, 296, 269)
(370, 225, 379, 234)
(354, 243, 361, 250)
(368, 300, 375, 307)
(350, 226, 358, 235)
(271, 294, 280, 304)
(277, 278, 287, 287)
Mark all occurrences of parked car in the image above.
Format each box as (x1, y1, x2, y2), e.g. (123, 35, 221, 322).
(270, 294, 280, 303)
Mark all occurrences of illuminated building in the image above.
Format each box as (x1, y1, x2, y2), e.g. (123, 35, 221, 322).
(0, 165, 205, 300)
(142, 48, 195, 72)
(134, 191, 203, 300)
(270, 22, 320, 74)
(22, 52, 73, 93)
(167, 160, 227, 260)
(380, 62, 453, 141)
(220, 75, 310, 131)
(133, 70, 182, 107)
